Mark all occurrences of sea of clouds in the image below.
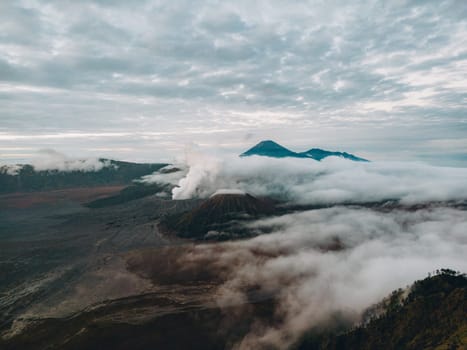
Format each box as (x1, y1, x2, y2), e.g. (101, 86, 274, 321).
(163, 206, 467, 349)
(140, 150, 467, 348)
(3, 147, 464, 348)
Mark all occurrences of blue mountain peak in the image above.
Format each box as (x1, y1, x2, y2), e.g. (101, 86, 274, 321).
(240, 140, 299, 158)
(240, 140, 368, 162)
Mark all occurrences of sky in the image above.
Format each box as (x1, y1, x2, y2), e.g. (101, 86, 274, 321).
(0, 0, 466, 165)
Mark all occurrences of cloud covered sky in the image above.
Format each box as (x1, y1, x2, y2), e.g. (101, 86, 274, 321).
(1, 0, 466, 165)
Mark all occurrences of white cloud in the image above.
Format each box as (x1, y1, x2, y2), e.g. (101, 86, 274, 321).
(138, 164, 187, 185)
(162, 150, 467, 205)
(0, 164, 23, 175)
(29, 149, 112, 172)
(169, 206, 467, 348)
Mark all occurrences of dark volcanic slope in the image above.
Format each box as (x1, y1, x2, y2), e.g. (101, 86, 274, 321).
(0, 194, 200, 332)
(160, 193, 275, 238)
(298, 271, 467, 350)
(85, 183, 172, 208)
(0, 288, 276, 350)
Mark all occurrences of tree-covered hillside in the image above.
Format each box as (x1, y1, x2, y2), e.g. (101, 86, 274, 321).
(298, 270, 467, 350)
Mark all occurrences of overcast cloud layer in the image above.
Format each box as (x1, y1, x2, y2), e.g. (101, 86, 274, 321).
(1, 1, 466, 164)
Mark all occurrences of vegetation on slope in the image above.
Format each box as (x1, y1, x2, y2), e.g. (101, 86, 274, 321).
(298, 269, 467, 350)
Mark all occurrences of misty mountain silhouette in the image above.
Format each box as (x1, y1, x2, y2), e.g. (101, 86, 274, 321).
(241, 140, 368, 162)
(160, 192, 275, 239)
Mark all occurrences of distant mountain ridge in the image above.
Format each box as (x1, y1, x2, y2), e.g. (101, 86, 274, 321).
(0, 159, 167, 194)
(241, 140, 368, 162)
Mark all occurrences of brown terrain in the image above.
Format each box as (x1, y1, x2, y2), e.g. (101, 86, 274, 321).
(0, 186, 125, 209)
(0, 184, 289, 349)
(1, 186, 466, 350)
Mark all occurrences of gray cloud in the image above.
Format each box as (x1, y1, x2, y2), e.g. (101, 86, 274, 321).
(0, 1, 466, 164)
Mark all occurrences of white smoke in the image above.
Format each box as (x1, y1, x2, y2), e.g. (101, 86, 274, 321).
(138, 164, 187, 186)
(172, 151, 222, 199)
(166, 150, 467, 204)
(30, 149, 113, 172)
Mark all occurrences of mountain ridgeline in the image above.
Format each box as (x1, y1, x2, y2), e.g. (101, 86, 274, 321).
(0, 160, 167, 194)
(241, 140, 368, 162)
(1, 141, 366, 195)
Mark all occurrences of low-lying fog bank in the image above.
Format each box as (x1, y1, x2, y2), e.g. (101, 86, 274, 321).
(129, 205, 467, 349)
(143, 151, 467, 205)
